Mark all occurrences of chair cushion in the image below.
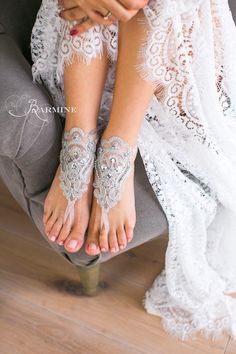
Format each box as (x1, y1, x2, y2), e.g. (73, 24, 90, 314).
(0, 22, 5, 34)
(229, 0, 236, 20)
(0, 33, 62, 162)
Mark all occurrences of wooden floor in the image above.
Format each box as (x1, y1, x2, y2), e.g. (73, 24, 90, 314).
(0, 181, 236, 354)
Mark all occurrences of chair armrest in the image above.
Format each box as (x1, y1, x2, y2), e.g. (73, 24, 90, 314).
(0, 33, 62, 161)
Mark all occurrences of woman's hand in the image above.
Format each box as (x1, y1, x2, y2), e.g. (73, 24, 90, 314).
(59, 0, 148, 35)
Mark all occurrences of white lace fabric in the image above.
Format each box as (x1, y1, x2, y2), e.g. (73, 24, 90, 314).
(31, 0, 236, 340)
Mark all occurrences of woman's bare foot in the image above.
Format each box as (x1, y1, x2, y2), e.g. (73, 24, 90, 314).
(85, 151, 136, 256)
(43, 166, 96, 253)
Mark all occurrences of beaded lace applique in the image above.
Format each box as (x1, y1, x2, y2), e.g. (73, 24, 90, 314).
(59, 127, 97, 225)
(93, 137, 137, 233)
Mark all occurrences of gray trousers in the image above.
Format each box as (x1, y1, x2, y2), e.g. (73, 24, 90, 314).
(0, 32, 167, 268)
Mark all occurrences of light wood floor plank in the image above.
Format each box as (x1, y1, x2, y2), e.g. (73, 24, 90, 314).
(0, 289, 137, 354)
(0, 179, 22, 213)
(0, 203, 167, 289)
(0, 225, 229, 354)
(0, 181, 231, 354)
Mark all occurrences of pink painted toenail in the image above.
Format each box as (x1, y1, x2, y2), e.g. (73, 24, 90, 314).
(119, 245, 125, 250)
(101, 248, 106, 252)
(50, 235, 57, 242)
(58, 241, 64, 245)
(89, 243, 97, 250)
(111, 247, 116, 252)
(67, 240, 78, 249)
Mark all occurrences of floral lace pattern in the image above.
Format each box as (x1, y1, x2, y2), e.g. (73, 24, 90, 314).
(31, 0, 236, 340)
(59, 127, 97, 225)
(93, 136, 137, 233)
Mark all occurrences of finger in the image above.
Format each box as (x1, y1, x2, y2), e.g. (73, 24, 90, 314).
(101, 0, 138, 22)
(118, 0, 149, 10)
(70, 18, 96, 36)
(60, 7, 88, 21)
(88, 9, 116, 26)
(61, 0, 133, 23)
(60, 0, 78, 10)
(61, 6, 115, 26)
(61, 0, 137, 23)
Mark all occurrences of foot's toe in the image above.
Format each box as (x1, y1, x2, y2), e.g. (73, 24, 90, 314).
(117, 226, 127, 250)
(43, 208, 52, 225)
(125, 221, 134, 243)
(64, 227, 85, 253)
(45, 214, 58, 241)
(43, 195, 54, 224)
(85, 228, 101, 256)
(99, 227, 109, 252)
(56, 217, 71, 245)
(108, 229, 119, 253)
(49, 216, 64, 241)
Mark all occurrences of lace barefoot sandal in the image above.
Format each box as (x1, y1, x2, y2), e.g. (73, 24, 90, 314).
(93, 136, 137, 234)
(59, 127, 98, 226)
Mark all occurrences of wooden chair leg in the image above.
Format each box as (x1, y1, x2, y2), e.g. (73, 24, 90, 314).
(76, 263, 101, 296)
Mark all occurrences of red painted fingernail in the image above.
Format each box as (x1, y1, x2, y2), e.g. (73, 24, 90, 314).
(70, 29, 78, 36)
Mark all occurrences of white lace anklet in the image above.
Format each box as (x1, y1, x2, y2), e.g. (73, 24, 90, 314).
(93, 136, 137, 234)
(59, 127, 98, 226)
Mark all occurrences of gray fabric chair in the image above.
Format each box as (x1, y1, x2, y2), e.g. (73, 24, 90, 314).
(1, 0, 234, 294)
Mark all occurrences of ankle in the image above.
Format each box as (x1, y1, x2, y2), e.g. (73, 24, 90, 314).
(65, 114, 98, 134)
(102, 127, 138, 147)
